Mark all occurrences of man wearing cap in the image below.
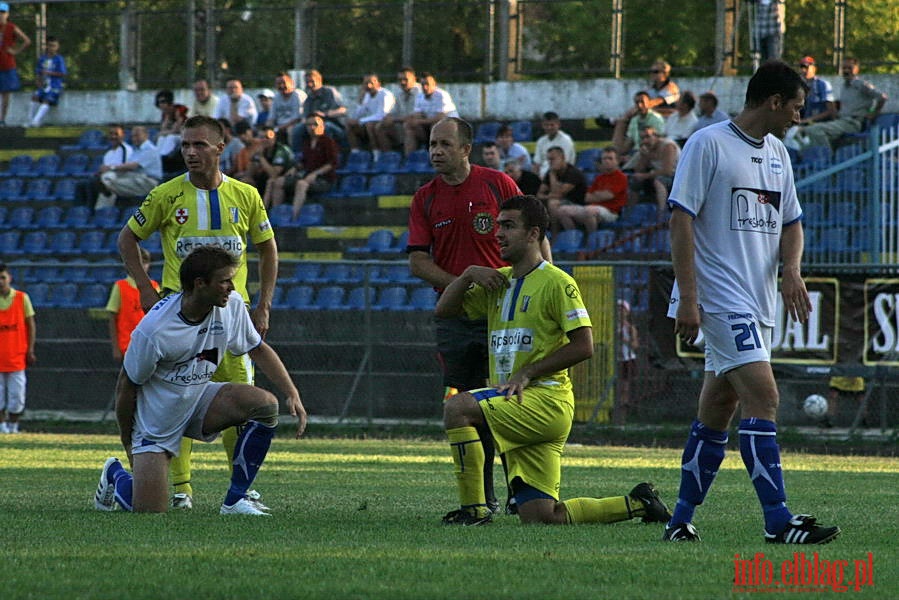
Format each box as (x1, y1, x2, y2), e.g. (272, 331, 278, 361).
(0, 3, 30, 126)
(797, 58, 888, 150)
(255, 88, 274, 129)
(783, 56, 835, 150)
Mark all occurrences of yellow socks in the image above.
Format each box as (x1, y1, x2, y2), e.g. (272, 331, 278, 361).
(170, 436, 194, 496)
(447, 426, 488, 516)
(562, 495, 641, 524)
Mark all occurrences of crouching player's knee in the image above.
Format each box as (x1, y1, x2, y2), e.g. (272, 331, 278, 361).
(247, 390, 279, 427)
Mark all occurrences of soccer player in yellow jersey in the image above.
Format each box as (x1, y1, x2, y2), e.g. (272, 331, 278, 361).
(117, 115, 279, 510)
(436, 194, 672, 525)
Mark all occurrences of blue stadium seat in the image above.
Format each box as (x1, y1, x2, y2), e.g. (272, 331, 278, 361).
(551, 229, 584, 254)
(61, 129, 106, 152)
(103, 231, 120, 253)
(69, 266, 93, 283)
(390, 230, 409, 253)
(30, 266, 61, 283)
(336, 150, 372, 175)
(61, 154, 90, 177)
(22, 231, 49, 255)
(344, 286, 373, 311)
(829, 201, 860, 226)
(92, 265, 121, 284)
(0, 178, 25, 201)
(35, 206, 65, 229)
(371, 151, 403, 173)
(327, 174, 369, 198)
(371, 263, 417, 284)
(0, 155, 33, 179)
(48, 230, 78, 254)
(402, 149, 432, 173)
(474, 121, 502, 144)
(30, 154, 62, 178)
(312, 285, 346, 310)
(373, 286, 409, 311)
(575, 148, 602, 172)
(77, 283, 110, 308)
(346, 229, 395, 256)
(612, 203, 656, 229)
(24, 178, 54, 202)
(799, 145, 832, 167)
(368, 174, 397, 196)
(287, 262, 323, 284)
(408, 287, 437, 311)
(268, 204, 296, 227)
(79, 230, 107, 254)
(586, 229, 616, 252)
(0, 206, 6, 228)
(52, 178, 78, 202)
(510, 120, 533, 142)
(283, 285, 314, 310)
(269, 286, 287, 310)
(321, 263, 361, 284)
(140, 232, 162, 253)
(7, 207, 34, 229)
(297, 203, 325, 226)
(0, 232, 21, 255)
(25, 283, 50, 306)
(50, 283, 79, 308)
(93, 206, 120, 229)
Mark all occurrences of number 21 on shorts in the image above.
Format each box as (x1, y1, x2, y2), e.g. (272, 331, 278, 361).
(731, 321, 762, 352)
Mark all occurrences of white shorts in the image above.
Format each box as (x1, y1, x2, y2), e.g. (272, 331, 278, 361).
(0, 371, 26, 414)
(701, 312, 772, 376)
(131, 382, 225, 456)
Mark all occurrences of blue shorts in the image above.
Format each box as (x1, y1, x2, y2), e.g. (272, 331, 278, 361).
(0, 69, 21, 92)
(34, 88, 61, 105)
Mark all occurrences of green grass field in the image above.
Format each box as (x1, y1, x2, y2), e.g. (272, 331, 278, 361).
(1, 433, 896, 599)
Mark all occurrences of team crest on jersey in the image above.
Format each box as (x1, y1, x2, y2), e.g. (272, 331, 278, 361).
(565, 284, 579, 299)
(769, 156, 784, 175)
(175, 208, 189, 225)
(472, 212, 495, 235)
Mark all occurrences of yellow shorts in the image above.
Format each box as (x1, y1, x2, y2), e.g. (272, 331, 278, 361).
(212, 350, 254, 385)
(472, 385, 574, 501)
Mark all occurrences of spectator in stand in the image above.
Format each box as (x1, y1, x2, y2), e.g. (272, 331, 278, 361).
(255, 89, 274, 129)
(154, 89, 189, 174)
(691, 91, 729, 135)
(626, 126, 680, 215)
(784, 56, 836, 150)
(0, 263, 36, 434)
(480, 141, 502, 170)
(0, 3, 30, 126)
(231, 121, 258, 183)
(665, 91, 698, 147)
(346, 73, 396, 156)
(97, 125, 162, 208)
(503, 158, 541, 196)
(292, 69, 347, 153)
(532, 111, 576, 178)
(245, 124, 293, 197)
(218, 118, 243, 177)
(75, 124, 132, 208)
(556, 147, 628, 232)
(213, 78, 258, 128)
(268, 114, 339, 220)
(191, 79, 219, 118)
(796, 58, 887, 150)
(375, 66, 421, 154)
(27, 35, 66, 128)
(751, 0, 785, 62)
(613, 92, 666, 161)
(269, 72, 306, 146)
(404, 71, 459, 156)
(106, 248, 160, 365)
(644, 60, 680, 117)
(537, 146, 587, 236)
(496, 124, 532, 170)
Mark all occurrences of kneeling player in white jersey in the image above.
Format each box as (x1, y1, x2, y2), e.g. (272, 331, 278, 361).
(436, 194, 672, 526)
(93, 246, 306, 515)
(665, 61, 839, 544)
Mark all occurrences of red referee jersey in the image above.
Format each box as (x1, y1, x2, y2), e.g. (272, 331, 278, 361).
(407, 165, 521, 281)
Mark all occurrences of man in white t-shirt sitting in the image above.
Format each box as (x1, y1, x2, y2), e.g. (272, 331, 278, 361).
(403, 71, 459, 156)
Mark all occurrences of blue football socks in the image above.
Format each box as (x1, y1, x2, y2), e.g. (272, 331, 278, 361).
(670, 419, 728, 526)
(108, 459, 134, 511)
(739, 418, 793, 534)
(224, 421, 276, 507)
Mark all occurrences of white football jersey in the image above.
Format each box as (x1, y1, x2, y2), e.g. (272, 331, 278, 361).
(667, 121, 802, 326)
(123, 291, 261, 441)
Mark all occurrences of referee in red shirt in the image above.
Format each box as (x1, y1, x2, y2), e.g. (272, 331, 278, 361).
(407, 117, 552, 513)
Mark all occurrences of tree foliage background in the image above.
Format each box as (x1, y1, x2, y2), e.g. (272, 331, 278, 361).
(8, 0, 897, 90)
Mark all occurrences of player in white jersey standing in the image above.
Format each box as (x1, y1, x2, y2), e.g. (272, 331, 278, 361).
(93, 246, 306, 514)
(663, 61, 840, 544)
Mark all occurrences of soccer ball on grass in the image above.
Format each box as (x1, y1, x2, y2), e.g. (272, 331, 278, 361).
(803, 394, 828, 418)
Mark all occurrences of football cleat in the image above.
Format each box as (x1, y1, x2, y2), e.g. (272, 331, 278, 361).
(486, 498, 501, 515)
(765, 514, 841, 544)
(663, 522, 701, 542)
(505, 496, 518, 516)
(246, 489, 269, 512)
(220, 497, 271, 516)
(442, 508, 492, 526)
(629, 482, 672, 523)
(171, 493, 193, 510)
(94, 457, 119, 512)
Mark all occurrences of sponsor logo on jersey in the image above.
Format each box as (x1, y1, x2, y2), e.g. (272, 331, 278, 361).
(434, 218, 453, 229)
(769, 156, 784, 175)
(731, 187, 782, 234)
(566, 308, 589, 321)
(134, 209, 147, 226)
(258, 219, 271, 233)
(175, 208, 189, 225)
(175, 236, 243, 259)
(197, 322, 223, 335)
(472, 212, 495, 235)
(164, 348, 219, 386)
(491, 328, 534, 353)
